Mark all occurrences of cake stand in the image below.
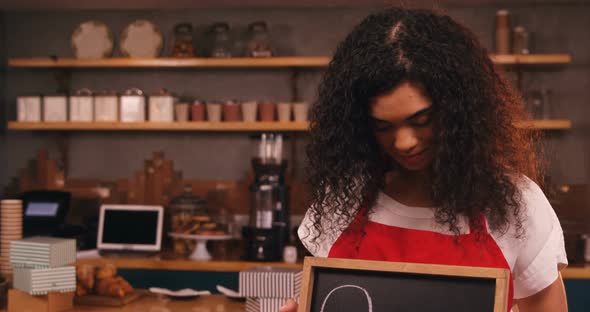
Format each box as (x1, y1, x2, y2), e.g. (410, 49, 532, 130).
(169, 233, 232, 261)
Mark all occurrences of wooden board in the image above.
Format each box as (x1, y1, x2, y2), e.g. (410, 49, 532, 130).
(298, 257, 510, 312)
(74, 291, 144, 307)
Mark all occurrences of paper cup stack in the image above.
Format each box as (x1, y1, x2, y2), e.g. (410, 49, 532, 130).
(1, 199, 23, 275)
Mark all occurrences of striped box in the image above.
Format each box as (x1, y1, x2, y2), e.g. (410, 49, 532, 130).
(10, 237, 76, 269)
(260, 298, 288, 312)
(245, 297, 298, 312)
(245, 297, 259, 312)
(239, 267, 302, 298)
(13, 266, 76, 295)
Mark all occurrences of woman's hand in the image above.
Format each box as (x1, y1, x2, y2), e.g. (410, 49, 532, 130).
(279, 298, 298, 312)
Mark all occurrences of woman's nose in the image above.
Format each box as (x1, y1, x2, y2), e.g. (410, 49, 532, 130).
(394, 127, 419, 153)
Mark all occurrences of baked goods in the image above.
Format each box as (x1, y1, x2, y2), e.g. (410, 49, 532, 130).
(76, 264, 134, 298)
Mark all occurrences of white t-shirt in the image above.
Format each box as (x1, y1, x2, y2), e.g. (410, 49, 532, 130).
(298, 176, 568, 299)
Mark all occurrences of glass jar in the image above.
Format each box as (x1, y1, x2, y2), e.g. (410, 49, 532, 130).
(247, 21, 272, 57)
(210, 22, 232, 58)
(172, 23, 195, 57)
(207, 187, 234, 236)
(168, 184, 208, 255)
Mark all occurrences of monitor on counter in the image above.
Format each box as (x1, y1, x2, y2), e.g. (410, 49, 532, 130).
(97, 204, 163, 252)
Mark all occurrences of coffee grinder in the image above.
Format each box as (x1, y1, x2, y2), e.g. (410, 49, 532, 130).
(242, 134, 290, 261)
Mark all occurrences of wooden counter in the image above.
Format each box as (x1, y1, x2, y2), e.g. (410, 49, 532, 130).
(77, 257, 590, 279)
(1, 294, 244, 312)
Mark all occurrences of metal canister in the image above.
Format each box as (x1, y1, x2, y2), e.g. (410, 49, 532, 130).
(149, 89, 174, 122)
(17, 95, 42, 122)
(69, 88, 94, 122)
(119, 88, 146, 122)
(94, 91, 119, 122)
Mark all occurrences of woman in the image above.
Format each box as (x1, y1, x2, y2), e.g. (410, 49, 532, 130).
(281, 7, 568, 312)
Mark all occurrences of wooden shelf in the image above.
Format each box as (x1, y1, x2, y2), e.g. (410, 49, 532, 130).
(7, 54, 570, 68)
(513, 119, 572, 130)
(490, 54, 572, 65)
(7, 57, 331, 68)
(7, 121, 309, 132)
(7, 120, 571, 131)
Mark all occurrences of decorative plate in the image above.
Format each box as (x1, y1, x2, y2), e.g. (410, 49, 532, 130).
(120, 20, 163, 58)
(71, 20, 114, 59)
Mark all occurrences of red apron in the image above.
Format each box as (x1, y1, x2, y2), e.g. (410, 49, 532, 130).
(328, 210, 514, 311)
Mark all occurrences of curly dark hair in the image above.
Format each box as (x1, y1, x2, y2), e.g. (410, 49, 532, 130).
(305, 7, 542, 245)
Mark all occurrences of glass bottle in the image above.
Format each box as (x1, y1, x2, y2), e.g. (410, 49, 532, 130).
(247, 21, 272, 57)
(210, 22, 233, 58)
(172, 23, 195, 57)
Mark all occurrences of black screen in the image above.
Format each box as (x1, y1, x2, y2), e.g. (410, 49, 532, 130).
(310, 267, 496, 312)
(102, 210, 159, 245)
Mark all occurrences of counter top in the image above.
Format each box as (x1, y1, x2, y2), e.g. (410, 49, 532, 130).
(1, 294, 244, 312)
(77, 257, 590, 279)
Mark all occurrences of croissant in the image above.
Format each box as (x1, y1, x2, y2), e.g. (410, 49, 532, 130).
(96, 278, 126, 298)
(95, 265, 117, 280)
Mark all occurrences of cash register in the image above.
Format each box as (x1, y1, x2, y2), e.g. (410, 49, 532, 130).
(20, 190, 71, 238)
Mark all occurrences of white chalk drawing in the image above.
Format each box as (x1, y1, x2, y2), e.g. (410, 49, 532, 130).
(319, 285, 373, 312)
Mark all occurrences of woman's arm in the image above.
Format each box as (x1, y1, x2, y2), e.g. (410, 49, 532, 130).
(514, 273, 568, 312)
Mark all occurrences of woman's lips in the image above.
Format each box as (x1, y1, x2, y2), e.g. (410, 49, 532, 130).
(396, 148, 429, 165)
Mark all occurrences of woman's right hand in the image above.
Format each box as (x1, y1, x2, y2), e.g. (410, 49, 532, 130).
(279, 298, 298, 312)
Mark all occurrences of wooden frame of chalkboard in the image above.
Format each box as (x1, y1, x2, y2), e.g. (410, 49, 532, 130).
(298, 257, 510, 312)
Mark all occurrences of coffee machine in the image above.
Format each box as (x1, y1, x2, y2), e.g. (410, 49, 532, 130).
(243, 134, 290, 261)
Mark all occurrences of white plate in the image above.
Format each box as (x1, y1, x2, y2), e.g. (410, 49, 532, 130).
(216, 285, 245, 301)
(120, 20, 163, 58)
(149, 287, 210, 298)
(71, 20, 114, 59)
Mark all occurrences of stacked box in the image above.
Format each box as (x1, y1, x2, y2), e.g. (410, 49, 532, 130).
(11, 237, 76, 268)
(239, 267, 302, 312)
(10, 237, 76, 296)
(13, 267, 76, 295)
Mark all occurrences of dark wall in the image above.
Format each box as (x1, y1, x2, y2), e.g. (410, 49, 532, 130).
(1, 4, 589, 196)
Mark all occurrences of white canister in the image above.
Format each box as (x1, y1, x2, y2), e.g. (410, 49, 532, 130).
(69, 89, 94, 122)
(94, 91, 119, 122)
(17, 95, 42, 122)
(120, 88, 146, 122)
(149, 92, 174, 122)
(43, 95, 68, 122)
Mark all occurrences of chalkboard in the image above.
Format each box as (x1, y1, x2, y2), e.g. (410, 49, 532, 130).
(298, 257, 509, 312)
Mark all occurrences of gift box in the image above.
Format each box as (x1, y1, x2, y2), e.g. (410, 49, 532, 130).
(239, 267, 302, 299)
(10, 237, 76, 269)
(13, 266, 76, 295)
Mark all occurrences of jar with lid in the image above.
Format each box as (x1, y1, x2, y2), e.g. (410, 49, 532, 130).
(120, 88, 146, 122)
(210, 22, 233, 58)
(69, 88, 94, 122)
(172, 23, 195, 57)
(167, 184, 208, 256)
(246, 21, 272, 57)
(94, 91, 118, 122)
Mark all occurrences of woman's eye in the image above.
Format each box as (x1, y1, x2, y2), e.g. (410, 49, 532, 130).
(374, 123, 393, 131)
(409, 114, 432, 127)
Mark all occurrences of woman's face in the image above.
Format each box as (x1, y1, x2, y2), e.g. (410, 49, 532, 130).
(369, 81, 436, 173)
